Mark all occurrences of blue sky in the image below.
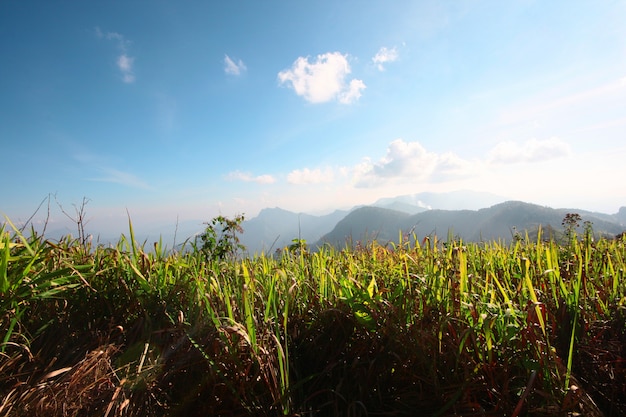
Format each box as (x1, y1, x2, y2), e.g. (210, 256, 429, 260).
(2, 1, 626, 237)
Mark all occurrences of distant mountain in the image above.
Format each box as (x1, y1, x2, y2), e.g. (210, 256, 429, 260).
(614, 207, 626, 225)
(373, 190, 507, 211)
(317, 201, 625, 247)
(317, 206, 411, 247)
(99, 191, 619, 254)
(371, 200, 429, 215)
(240, 207, 348, 254)
(28, 191, 624, 254)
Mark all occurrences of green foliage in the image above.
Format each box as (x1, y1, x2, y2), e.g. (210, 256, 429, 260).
(0, 218, 84, 352)
(287, 238, 308, 255)
(199, 214, 246, 261)
(1, 216, 625, 416)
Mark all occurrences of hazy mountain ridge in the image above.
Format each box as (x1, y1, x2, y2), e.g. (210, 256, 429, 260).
(18, 191, 624, 253)
(317, 200, 625, 248)
(239, 192, 625, 253)
(318, 206, 411, 247)
(240, 207, 349, 254)
(240, 191, 509, 253)
(372, 190, 507, 211)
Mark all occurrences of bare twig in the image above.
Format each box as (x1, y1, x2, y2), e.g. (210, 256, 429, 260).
(56, 196, 91, 246)
(19, 193, 53, 235)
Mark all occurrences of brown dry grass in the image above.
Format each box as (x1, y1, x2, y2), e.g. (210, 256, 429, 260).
(1, 344, 121, 417)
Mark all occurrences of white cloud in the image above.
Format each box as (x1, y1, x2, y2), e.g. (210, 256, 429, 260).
(278, 52, 366, 104)
(339, 79, 367, 104)
(226, 171, 276, 184)
(354, 139, 479, 187)
(372, 46, 398, 71)
(371, 139, 437, 179)
(117, 54, 135, 83)
(434, 152, 480, 182)
(106, 32, 125, 43)
(117, 54, 133, 72)
(488, 137, 572, 164)
(95, 27, 135, 83)
(224, 55, 247, 76)
(287, 167, 334, 184)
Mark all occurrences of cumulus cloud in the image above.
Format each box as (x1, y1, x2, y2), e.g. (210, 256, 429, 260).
(287, 167, 334, 184)
(95, 27, 135, 83)
(372, 46, 398, 71)
(354, 139, 478, 187)
(226, 171, 276, 184)
(278, 52, 366, 104)
(434, 152, 483, 182)
(224, 55, 247, 75)
(488, 137, 572, 164)
(371, 139, 437, 179)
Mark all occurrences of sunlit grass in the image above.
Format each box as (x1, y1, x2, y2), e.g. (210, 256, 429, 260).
(1, 217, 624, 416)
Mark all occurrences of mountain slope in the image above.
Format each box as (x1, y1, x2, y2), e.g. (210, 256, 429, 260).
(317, 206, 411, 247)
(240, 207, 348, 254)
(317, 201, 625, 247)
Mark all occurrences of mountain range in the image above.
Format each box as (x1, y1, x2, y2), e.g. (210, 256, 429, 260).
(317, 201, 625, 249)
(23, 191, 625, 253)
(238, 191, 626, 254)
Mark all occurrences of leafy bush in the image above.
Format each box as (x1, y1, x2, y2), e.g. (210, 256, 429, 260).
(198, 214, 246, 261)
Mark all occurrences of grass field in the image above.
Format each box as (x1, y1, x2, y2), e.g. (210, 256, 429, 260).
(1, 216, 625, 416)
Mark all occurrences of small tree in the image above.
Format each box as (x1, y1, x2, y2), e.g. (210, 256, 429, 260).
(199, 214, 246, 261)
(561, 213, 582, 243)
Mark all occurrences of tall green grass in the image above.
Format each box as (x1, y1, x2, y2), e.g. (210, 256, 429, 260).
(0, 218, 624, 416)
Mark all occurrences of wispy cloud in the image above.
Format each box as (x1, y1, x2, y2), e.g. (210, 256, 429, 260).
(226, 170, 276, 184)
(488, 137, 572, 164)
(287, 167, 334, 184)
(73, 148, 150, 189)
(95, 27, 135, 83)
(89, 167, 151, 189)
(496, 77, 626, 129)
(224, 54, 247, 76)
(372, 46, 398, 71)
(278, 52, 366, 104)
